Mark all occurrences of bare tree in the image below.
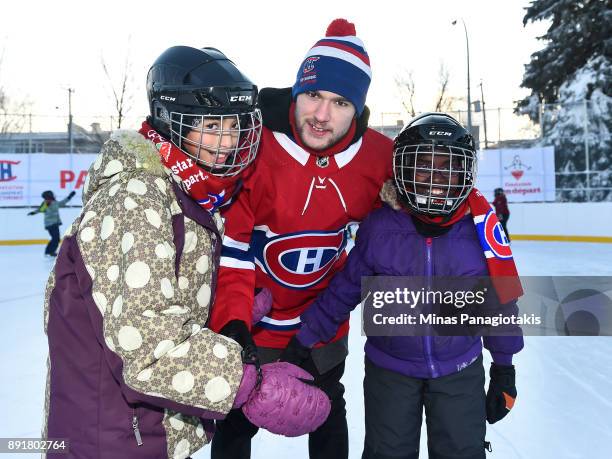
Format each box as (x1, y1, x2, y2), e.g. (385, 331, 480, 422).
(394, 69, 417, 118)
(0, 49, 29, 134)
(395, 64, 464, 121)
(433, 61, 464, 114)
(433, 62, 450, 112)
(101, 42, 134, 129)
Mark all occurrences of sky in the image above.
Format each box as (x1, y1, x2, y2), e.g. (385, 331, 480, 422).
(1, 0, 549, 137)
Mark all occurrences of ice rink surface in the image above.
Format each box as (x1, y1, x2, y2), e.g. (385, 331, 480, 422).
(1, 240, 611, 458)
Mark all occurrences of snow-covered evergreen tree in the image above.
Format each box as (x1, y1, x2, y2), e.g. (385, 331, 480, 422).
(517, 0, 611, 202)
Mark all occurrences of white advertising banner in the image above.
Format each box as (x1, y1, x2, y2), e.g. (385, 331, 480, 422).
(475, 146, 556, 202)
(0, 154, 97, 206)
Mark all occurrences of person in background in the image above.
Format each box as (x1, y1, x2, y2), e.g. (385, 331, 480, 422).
(493, 187, 510, 241)
(27, 189, 76, 257)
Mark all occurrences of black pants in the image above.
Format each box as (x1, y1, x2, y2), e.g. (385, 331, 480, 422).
(362, 356, 486, 459)
(498, 214, 510, 242)
(45, 224, 60, 255)
(211, 359, 348, 459)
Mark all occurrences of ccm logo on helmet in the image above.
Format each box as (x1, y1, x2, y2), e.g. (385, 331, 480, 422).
(160, 95, 176, 102)
(429, 131, 452, 136)
(229, 95, 252, 103)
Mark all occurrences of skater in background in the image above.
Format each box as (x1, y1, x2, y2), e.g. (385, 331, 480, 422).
(493, 187, 511, 241)
(27, 189, 76, 257)
(209, 18, 393, 459)
(286, 113, 524, 458)
(42, 46, 329, 459)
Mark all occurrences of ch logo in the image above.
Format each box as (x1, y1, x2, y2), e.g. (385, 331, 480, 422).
(476, 210, 512, 259)
(294, 248, 331, 273)
(0, 160, 20, 182)
(251, 224, 355, 289)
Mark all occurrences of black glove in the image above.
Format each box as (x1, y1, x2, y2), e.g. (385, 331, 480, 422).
(27, 210, 37, 216)
(486, 363, 516, 424)
(279, 335, 312, 368)
(68, 191, 76, 199)
(220, 320, 262, 387)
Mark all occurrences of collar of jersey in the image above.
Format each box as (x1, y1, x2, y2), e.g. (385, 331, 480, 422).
(272, 131, 362, 168)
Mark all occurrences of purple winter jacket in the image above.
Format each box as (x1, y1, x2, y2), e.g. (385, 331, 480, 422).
(297, 186, 523, 379)
(42, 131, 246, 458)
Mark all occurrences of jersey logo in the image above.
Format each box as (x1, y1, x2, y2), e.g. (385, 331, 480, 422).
(476, 209, 512, 259)
(197, 190, 225, 212)
(316, 156, 329, 168)
(251, 224, 356, 289)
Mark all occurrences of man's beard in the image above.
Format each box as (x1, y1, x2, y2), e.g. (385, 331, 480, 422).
(296, 119, 348, 151)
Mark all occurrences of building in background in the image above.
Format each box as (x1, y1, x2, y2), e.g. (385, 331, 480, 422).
(0, 123, 109, 154)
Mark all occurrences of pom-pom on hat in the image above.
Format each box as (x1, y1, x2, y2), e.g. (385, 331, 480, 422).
(292, 18, 371, 115)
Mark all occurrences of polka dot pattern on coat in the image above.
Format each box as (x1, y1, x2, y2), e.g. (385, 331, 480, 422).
(117, 326, 143, 351)
(125, 261, 151, 289)
(172, 371, 195, 394)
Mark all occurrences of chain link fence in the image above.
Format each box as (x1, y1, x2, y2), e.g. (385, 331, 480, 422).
(1, 101, 611, 201)
(372, 101, 611, 202)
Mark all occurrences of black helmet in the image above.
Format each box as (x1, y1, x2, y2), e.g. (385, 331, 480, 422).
(41, 190, 55, 200)
(393, 112, 477, 217)
(146, 46, 262, 177)
(494, 187, 504, 196)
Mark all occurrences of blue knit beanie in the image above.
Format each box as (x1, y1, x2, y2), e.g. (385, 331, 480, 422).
(292, 19, 371, 115)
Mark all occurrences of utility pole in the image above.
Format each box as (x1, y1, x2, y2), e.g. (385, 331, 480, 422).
(28, 113, 33, 153)
(452, 19, 472, 133)
(497, 107, 501, 143)
(479, 80, 488, 149)
(67, 88, 74, 154)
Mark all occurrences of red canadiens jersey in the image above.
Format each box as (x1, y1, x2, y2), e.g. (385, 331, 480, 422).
(209, 126, 393, 348)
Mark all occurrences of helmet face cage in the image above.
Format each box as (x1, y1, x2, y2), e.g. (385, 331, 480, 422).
(169, 108, 262, 178)
(393, 142, 477, 216)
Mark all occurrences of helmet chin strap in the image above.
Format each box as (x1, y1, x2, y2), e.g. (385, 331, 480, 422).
(399, 190, 470, 227)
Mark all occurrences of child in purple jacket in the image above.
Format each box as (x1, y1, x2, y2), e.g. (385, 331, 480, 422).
(280, 113, 523, 459)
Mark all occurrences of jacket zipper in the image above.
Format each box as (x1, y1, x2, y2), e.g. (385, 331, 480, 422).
(132, 409, 143, 446)
(423, 237, 439, 378)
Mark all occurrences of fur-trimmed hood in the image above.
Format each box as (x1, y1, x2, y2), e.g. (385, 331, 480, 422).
(83, 130, 167, 204)
(379, 179, 402, 210)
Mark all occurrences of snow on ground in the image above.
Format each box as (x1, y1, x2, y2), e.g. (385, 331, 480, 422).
(1, 240, 612, 458)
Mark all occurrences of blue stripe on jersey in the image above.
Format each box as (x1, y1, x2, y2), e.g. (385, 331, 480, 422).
(254, 321, 302, 331)
(221, 245, 254, 262)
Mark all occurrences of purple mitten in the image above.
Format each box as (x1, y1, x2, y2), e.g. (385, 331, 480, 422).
(232, 364, 258, 408)
(252, 288, 273, 325)
(241, 362, 331, 437)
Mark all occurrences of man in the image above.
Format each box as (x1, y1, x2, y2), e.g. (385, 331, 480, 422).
(27, 189, 76, 257)
(209, 18, 393, 459)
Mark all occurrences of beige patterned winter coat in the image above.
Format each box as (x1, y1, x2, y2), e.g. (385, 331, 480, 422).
(43, 130, 244, 458)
